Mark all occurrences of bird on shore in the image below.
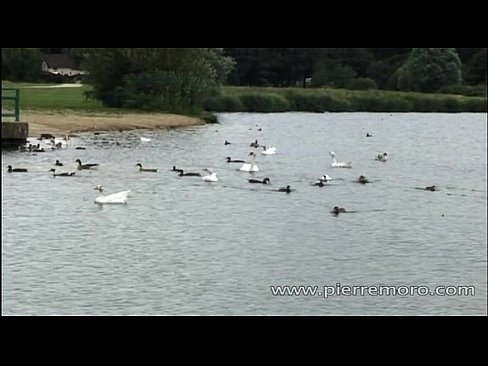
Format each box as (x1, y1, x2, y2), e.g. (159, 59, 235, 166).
(136, 163, 158, 172)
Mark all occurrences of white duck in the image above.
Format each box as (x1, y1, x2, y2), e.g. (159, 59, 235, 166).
(202, 169, 219, 182)
(240, 152, 260, 172)
(261, 145, 277, 155)
(94, 185, 131, 204)
(329, 151, 352, 168)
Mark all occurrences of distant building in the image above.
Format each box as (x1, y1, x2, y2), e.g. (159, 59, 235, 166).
(41, 54, 87, 77)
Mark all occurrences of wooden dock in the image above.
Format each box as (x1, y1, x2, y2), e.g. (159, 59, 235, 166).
(2, 121, 28, 148)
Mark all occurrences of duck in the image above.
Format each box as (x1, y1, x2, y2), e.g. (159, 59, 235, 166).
(261, 146, 277, 155)
(313, 179, 327, 187)
(357, 175, 370, 184)
(425, 185, 438, 192)
(7, 165, 28, 173)
(226, 157, 246, 163)
(225, 140, 232, 145)
(375, 152, 388, 162)
(171, 166, 184, 173)
(55, 160, 64, 167)
(202, 169, 219, 182)
(329, 151, 352, 168)
(178, 170, 202, 177)
(49, 169, 75, 177)
(331, 206, 347, 215)
(366, 133, 373, 137)
(136, 163, 158, 172)
(240, 152, 259, 172)
(76, 159, 99, 170)
(94, 185, 131, 204)
(278, 185, 293, 193)
(319, 173, 336, 182)
(248, 177, 271, 184)
(249, 140, 260, 148)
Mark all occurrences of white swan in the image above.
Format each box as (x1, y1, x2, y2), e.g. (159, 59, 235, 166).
(202, 169, 219, 182)
(203, 173, 218, 182)
(329, 151, 352, 168)
(240, 152, 260, 172)
(261, 145, 277, 155)
(94, 185, 130, 204)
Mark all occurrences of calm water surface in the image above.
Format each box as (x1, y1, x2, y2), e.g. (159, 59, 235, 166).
(2, 113, 487, 315)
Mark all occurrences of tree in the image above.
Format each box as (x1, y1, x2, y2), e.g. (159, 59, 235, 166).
(2, 48, 42, 81)
(463, 48, 487, 84)
(397, 48, 462, 92)
(82, 48, 234, 112)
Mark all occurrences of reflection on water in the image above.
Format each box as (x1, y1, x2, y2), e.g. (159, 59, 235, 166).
(2, 113, 487, 315)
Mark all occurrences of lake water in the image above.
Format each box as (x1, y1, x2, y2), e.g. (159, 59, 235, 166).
(2, 112, 487, 315)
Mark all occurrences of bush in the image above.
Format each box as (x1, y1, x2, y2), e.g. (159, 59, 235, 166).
(238, 93, 290, 112)
(438, 84, 487, 97)
(348, 77, 378, 90)
(203, 95, 244, 112)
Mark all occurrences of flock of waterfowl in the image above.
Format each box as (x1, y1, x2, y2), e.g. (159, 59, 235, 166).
(6, 129, 440, 210)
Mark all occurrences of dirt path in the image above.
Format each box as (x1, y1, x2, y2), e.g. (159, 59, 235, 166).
(23, 111, 205, 137)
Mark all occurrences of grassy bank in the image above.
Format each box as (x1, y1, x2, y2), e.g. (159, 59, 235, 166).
(204, 86, 487, 113)
(4, 82, 486, 114)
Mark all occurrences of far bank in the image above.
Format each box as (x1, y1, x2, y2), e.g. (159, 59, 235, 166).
(22, 110, 205, 137)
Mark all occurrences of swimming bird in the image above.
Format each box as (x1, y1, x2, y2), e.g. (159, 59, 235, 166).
(49, 169, 75, 177)
(140, 137, 152, 142)
(424, 185, 438, 191)
(240, 152, 259, 172)
(178, 170, 202, 177)
(226, 157, 246, 163)
(250, 140, 260, 148)
(136, 163, 158, 172)
(94, 185, 131, 204)
(171, 166, 184, 173)
(278, 185, 293, 193)
(357, 175, 370, 184)
(7, 165, 28, 173)
(55, 160, 64, 166)
(313, 179, 327, 187)
(329, 151, 352, 168)
(375, 153, 388, 162)
(248, 178, 271, 184)
(261, 146, 277, 155)
(331, 206, 347, 215)
(76, 159, 99, 170)
(202, 169, 219, 182)
(366, 133, 373, 137)
(225, 140, 232, 145)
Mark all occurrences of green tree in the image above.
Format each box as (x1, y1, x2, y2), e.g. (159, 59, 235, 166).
(397, 48, 462, 92)
(82, 48, 234, 112)
(2, 48, 42, 81)
(463, 48, 487, 84)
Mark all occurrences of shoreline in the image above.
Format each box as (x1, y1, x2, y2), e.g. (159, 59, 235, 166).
(22, 110, 205, 138)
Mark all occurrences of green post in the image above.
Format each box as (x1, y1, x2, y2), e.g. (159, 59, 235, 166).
(15, 89, 20, 121)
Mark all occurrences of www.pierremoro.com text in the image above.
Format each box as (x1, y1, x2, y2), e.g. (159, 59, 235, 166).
(270, 283, 475, 299)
